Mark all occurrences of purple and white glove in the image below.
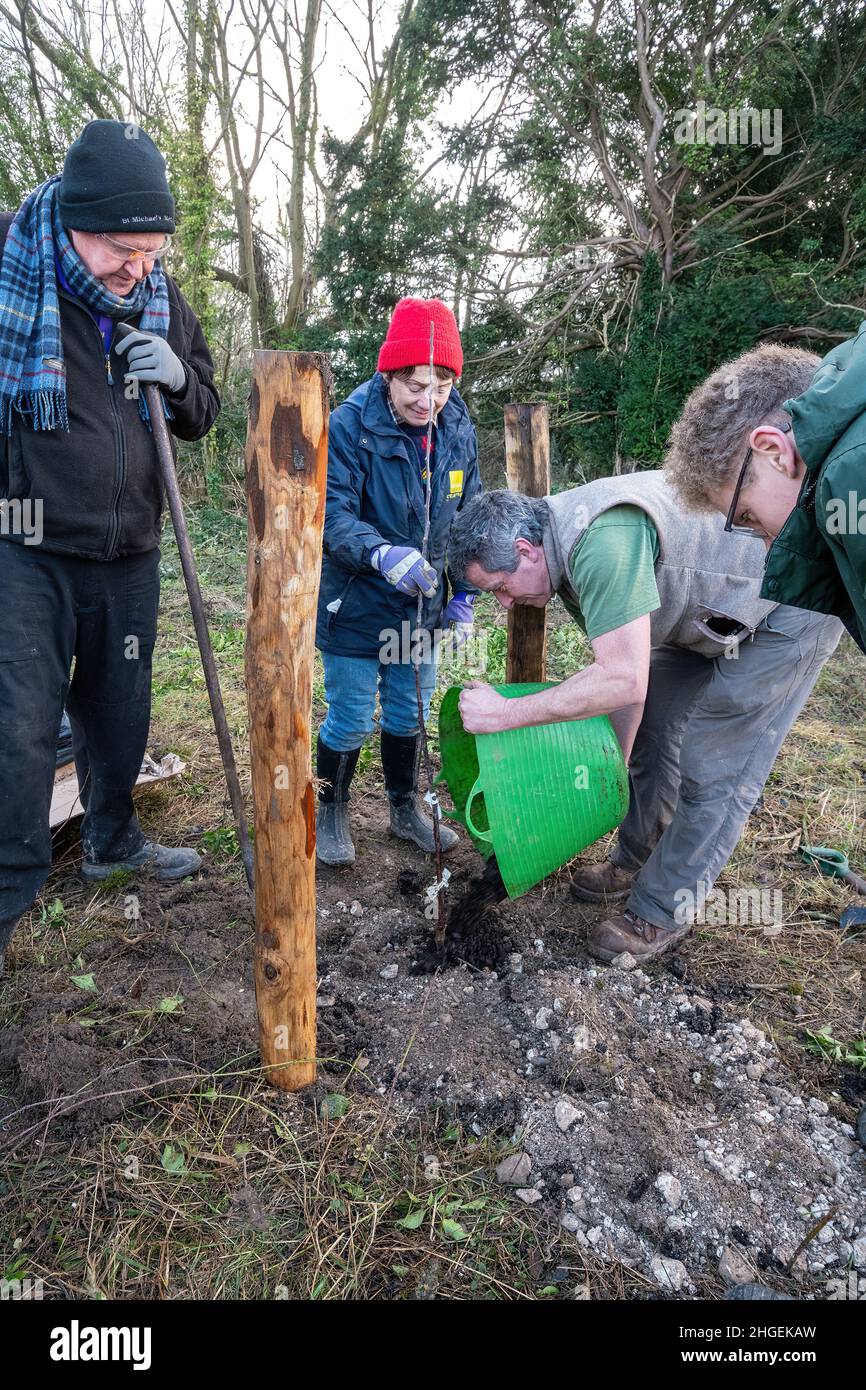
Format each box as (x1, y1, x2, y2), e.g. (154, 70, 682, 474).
(443, 593, 476, 625)
(442, 592, 476, 649)
(371, 545, 439, 597)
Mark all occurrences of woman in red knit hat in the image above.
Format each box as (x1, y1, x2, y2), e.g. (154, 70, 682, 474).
(314, 297, 482, 865)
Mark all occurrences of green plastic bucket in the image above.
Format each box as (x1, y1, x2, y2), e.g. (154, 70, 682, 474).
(437, 682, 629, 900)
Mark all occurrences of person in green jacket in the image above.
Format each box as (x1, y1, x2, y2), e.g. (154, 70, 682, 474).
(663, 329, 866, 653)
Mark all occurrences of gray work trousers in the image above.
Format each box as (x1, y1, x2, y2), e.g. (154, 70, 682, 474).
(609, 604, 845, 931)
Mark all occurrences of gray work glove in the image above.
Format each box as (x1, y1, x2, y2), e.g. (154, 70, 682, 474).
(115, 328, 187, 394)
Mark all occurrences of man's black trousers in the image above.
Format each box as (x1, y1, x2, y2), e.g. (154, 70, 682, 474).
(0, 541, 160, 949)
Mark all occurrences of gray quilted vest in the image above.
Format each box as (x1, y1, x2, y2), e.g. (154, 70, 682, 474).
(542, 470, 777, 657)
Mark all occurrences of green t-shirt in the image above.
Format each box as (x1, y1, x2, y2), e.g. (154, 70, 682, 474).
(561, 505, 661, 640)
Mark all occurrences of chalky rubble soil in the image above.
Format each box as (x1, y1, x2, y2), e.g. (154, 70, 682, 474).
(1, 800, 864, 1300)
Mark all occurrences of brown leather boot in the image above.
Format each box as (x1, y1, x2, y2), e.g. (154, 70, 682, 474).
(570, 859, 634, 903)
(587, 910, 692, 964)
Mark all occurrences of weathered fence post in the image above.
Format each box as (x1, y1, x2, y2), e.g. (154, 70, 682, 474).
(504, 403, 551, 683)
(245, 351, 329, 1091)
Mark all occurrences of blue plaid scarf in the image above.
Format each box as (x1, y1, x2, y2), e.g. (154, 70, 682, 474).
(0, 175, 171, 434)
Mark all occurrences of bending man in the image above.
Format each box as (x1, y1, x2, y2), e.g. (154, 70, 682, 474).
(448, 474, 842, 964)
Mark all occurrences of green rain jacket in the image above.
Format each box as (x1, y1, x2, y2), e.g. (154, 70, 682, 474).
(762, 320, 866, 652)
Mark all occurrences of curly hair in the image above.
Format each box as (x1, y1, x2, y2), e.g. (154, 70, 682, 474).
(664, 344, 820, 511)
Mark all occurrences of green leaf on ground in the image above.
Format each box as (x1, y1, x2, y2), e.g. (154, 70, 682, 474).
(398, 1208, 425, 1230)
(157, 995, 184, 1013)
(161, 1144, 186, 1174)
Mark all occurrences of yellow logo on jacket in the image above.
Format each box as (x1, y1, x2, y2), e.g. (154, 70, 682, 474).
(448, 469, 464, 499)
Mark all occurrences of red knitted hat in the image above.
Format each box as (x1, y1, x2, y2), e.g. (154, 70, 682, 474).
(377, 297, 463, 377)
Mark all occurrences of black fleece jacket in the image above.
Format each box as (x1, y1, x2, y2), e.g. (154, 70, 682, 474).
(0, 211, 219, 559)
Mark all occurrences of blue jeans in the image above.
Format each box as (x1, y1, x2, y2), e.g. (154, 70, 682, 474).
(319, 650, 438, 751)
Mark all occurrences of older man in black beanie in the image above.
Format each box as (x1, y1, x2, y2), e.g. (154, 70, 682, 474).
(0, 119, 220, 970)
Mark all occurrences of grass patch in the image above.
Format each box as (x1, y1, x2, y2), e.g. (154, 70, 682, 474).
(0, 1073, 627, 1300)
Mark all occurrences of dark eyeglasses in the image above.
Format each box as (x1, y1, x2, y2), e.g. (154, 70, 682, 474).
(724, 421, 792, 535)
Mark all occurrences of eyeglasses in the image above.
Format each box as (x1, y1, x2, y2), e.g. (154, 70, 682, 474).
(724, 421, 791, 536)
(97, 231, 172, 264)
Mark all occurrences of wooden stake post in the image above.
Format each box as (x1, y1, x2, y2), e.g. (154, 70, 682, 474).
(504, 404, 551, 683)
(245, 351, 329, 1091)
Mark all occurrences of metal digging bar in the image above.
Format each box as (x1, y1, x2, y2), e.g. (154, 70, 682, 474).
(126, 347, 254, 894)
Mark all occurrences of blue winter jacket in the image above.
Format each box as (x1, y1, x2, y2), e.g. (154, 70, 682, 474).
(316, 372, 482, 658)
